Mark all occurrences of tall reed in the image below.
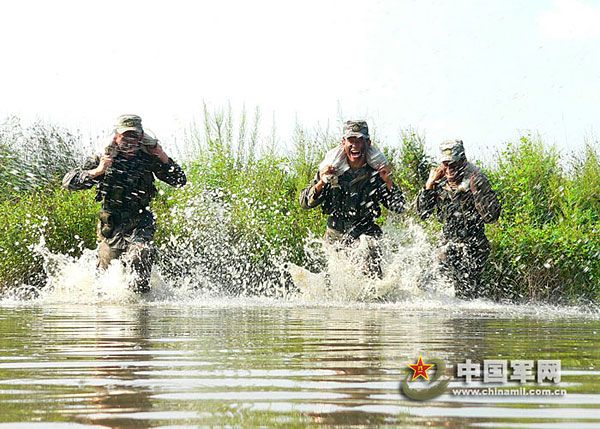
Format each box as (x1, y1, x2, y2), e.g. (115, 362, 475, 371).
(0, 113, 597, 302)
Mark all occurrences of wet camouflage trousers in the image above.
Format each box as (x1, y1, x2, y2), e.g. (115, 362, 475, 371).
(324, 228, 383, 279)
(96, 212, 156, 293)
(97, 240, 155, 293)
(437, 237, 490, 299)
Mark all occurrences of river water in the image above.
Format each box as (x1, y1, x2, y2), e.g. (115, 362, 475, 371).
(0, 296, 598, 428)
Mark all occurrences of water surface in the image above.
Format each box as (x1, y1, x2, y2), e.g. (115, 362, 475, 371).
(0, 300, 598, 427)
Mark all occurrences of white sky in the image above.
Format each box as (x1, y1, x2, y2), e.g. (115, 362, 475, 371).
(0, 0, 599, 161)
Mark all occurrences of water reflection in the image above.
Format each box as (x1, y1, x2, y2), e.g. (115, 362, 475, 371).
(0, 302, 597, 427)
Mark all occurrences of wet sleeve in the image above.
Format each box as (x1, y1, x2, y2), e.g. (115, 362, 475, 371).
(62, 155, 101, 191)
(154, 158, 187, 188)
(299, 172, 329, 209)
(416, 188, 437, 220)
(471, 171, 501, 223)
(379, 183, 405, 214)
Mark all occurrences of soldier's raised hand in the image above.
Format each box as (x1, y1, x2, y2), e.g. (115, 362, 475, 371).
(146, 143, 170, 164)
(425, 165, 445, 190)
(314, 165, 336, 194)
(99, 154, 113, 171)
(319, 165, 337, 184)
(88, 155, 113, 178)
(469, 173, 481, 194)
(378, 165, 393, 190)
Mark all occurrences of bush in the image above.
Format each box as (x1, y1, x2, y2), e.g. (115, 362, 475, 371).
(0, 113, 597, 303)
(485, 136, 599, 302)
(0, 189, 97, 288)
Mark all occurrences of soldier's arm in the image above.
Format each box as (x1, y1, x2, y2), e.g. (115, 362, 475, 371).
(299, 172, 329, 209)
(153, 158, 187, 188)
(62, 155, 102, 191)
(471, 171, 501, 223)
(417, 165, 445, 220)
(416, 188, 438, 220)
(378, 179, 405, 214)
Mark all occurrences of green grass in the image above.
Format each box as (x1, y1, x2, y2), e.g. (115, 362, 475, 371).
(0, 113, 598, 303)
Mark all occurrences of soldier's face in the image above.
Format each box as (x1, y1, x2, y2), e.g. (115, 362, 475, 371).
(343, 136, 367, 166)
(442, 159, 466, 182)
(116, 131, 142, 158)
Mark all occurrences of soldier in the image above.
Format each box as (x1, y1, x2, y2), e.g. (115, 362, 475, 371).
(63, 114, 186, 293)
(299, 120, 405, 278)
(417, 139, 501, 298)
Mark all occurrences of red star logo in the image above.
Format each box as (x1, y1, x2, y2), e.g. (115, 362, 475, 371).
(408, 355, 434, 381)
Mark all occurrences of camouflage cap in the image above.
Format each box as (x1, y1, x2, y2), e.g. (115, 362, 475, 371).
(439, 139, 466, 162)
(115, 114, 143, 135)
(343, 120, 370, 140)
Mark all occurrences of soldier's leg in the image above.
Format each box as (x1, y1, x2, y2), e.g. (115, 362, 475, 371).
(122, 241, 156, 293)
(458, 242, 490, 299)
(417, 243, 447, 291)
(362, 235, 383, 279)
(324, 228, 345, 246)
(121, 215, 158, 293)
(437, 241, 473, 297)
(322, 228, 346, 290)
(97, 239, 124, 270)
(454, 268, 477, 299)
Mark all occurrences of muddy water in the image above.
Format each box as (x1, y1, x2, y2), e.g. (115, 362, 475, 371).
(0, 300, 598, 428)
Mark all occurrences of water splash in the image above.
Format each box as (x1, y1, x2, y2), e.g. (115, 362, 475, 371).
(1, 186, 598, 320)
(20, 236, 137, 303)
(2, 210, 453, 306)
(288, 220, 454, 302)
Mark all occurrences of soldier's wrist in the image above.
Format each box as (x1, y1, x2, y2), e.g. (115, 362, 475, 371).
(87, 168, 102, 179)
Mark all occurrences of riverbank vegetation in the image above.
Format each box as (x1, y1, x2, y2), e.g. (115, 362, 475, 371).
(0, 112, 598, 303)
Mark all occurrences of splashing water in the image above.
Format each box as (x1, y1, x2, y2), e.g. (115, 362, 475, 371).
(0, 235, 201, 305)
(1, 228, 599, 320)
(2, 185, 597, 320)
(288, 220, 454, 302)
(3, 200, 455, 306)
(23, 236, 137, 303)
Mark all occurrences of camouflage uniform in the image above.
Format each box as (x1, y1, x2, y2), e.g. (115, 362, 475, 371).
(416, 141, 500, 298)
(300, 121, 405, 278)
(62, 115, 186, 292)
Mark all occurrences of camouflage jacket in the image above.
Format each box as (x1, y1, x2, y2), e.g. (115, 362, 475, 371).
(62, 150, 186, 218)
(300, 165, 405, 239)
(416, 162, 500, 244)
